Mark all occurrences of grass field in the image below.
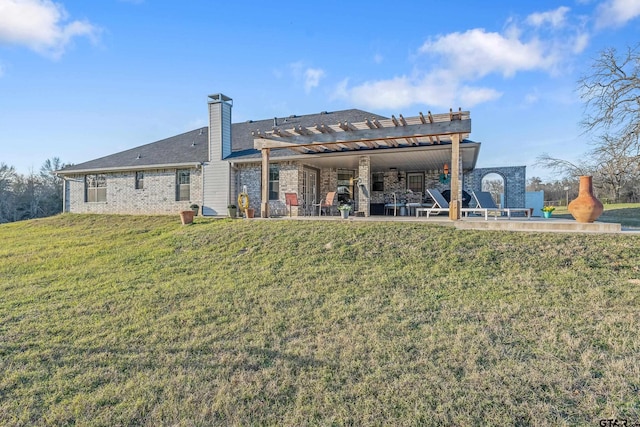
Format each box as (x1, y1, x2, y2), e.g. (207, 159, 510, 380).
(1, 213, 639, 426)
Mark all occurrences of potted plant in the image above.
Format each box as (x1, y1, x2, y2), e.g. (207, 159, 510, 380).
(180, 210, 194, 225)
(190, 203, 200, 216)
(338, 204, 352, 219)
(541, 206, 555, 218)
(227, 204, 237, 218)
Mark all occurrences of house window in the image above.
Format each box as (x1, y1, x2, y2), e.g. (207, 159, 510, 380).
(372, 172, 384, 191)
(269, 164, 279, 200)
(85, 174, 106, 202)
(176, 169, 190, 201)
(407, 172, 424, 194)
(135, 171, 144, 190)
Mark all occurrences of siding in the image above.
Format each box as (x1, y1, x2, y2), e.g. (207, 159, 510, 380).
(202, 97, 232, 216)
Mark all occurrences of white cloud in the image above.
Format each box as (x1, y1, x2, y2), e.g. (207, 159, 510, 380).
(419, 29, 554, 79)
(526, 6, 571, 28)
(339, 72, 501, 110)
(304, 67, 325, 93)
(595, 0, 640, 28)
(0, 0, 99, 59)
(289, 62, 326, 93)
(335, 7, 589, 111)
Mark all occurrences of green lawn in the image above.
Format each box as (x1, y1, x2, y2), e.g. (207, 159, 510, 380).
(1, 214, 639, 426)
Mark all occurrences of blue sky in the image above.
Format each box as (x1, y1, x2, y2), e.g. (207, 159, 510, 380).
(1, 0, 639, 180)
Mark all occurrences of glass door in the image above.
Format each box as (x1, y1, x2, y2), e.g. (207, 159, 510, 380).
(337, 169, 356, 209)
(302, 168, 318, 214)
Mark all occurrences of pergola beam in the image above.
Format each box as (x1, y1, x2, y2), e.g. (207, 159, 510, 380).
(255, 110, 471, 219)
(253, 119, 470, 149)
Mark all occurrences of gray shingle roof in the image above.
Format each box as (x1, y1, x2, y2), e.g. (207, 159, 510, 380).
(57, 108, 388, 173)
(58, 127, 209, 173)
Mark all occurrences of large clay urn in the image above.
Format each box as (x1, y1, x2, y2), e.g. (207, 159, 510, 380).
(568, 176, 603, 223)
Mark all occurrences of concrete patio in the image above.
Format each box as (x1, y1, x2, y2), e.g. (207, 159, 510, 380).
(257, 214, 634, 234)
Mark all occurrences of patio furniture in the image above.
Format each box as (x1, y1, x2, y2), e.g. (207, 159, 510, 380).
(416, 189, 450, 217)
(405, 192, 426, 216)
(467, 191, 531, 220)
(384, 192, 404, 216)
(315, 191, 336, 216)
(285, 192, 302, 217)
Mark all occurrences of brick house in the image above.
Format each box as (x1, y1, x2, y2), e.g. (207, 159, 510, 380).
(56, 93, 526, 217)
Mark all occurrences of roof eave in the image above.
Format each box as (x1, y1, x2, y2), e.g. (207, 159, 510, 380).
(55, 162, 203, 176)
(229, 142, 482, 164)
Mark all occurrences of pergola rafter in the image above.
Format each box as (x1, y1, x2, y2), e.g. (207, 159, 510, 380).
(253, 109, 471, 219)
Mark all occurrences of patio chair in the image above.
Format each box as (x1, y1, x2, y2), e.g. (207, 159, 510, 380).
(467, 191, 531, 220)
(315, 191, 336, 216)
(284, 192, 302, 217)
(384, 192, 404, 216)
(405, 192, 425, 216)
(416, 189, 450, 217)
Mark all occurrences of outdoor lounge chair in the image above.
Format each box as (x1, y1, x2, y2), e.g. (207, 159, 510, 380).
(416, 189, 450, 217)
(466, 191, 531, 220)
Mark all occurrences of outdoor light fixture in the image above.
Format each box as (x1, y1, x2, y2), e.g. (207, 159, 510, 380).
(439, 163, 450, 184)
(389, 167, 399, 180)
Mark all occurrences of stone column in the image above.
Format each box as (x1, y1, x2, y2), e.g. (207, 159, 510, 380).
(449, 133, 461, 220)
(261, 149, 270, 218)
(358, 156, 371, 217)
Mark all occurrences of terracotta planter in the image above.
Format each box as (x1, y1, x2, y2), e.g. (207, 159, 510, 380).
(180, 210, 194, 225)
(568, 176, 603, 223)
(246, 208, 255, 218)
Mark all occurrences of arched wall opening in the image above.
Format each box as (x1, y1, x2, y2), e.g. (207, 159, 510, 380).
(464, 166, 526, 208)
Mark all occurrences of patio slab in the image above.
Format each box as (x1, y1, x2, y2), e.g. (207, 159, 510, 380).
(452, 217, 622, 233)
(269, 214, 628, 234)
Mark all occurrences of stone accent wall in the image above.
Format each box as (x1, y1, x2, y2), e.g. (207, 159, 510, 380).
(465, 166, 527, 208)
(235, 165, 261, 213)
(65, 168, 203, 214)
(319, 167, 338, 202)
(234, 161, 299, 216)
(357, 156, 370, 216)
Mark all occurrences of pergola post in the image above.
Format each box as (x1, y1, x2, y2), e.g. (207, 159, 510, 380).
(449, 133, 461, 220)
(261, 148, 270, 218)
(358, 156, 370, 217)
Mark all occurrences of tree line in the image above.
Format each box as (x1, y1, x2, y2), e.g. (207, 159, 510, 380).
(0, 158, 67, 223)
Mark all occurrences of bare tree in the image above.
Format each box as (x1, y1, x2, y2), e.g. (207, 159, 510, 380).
(0, 158, 68, 223)
(536, 44, 640, 202)
(579, 45, 640, 145)
(535, 153, 592, 177)
(590, 134, 640, 202)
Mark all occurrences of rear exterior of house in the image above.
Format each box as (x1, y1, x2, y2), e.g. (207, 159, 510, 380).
(56, 93, 526, 217)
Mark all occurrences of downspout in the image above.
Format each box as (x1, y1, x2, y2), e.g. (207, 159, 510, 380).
(62, 177, 66, 213)
(230, 162, 238, 208)
(200, 163, 205, 212)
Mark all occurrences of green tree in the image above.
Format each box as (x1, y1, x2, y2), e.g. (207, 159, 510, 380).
(0, 163, 17, 223)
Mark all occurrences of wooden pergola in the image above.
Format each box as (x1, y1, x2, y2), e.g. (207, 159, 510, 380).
(253, 109, 471, 220)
